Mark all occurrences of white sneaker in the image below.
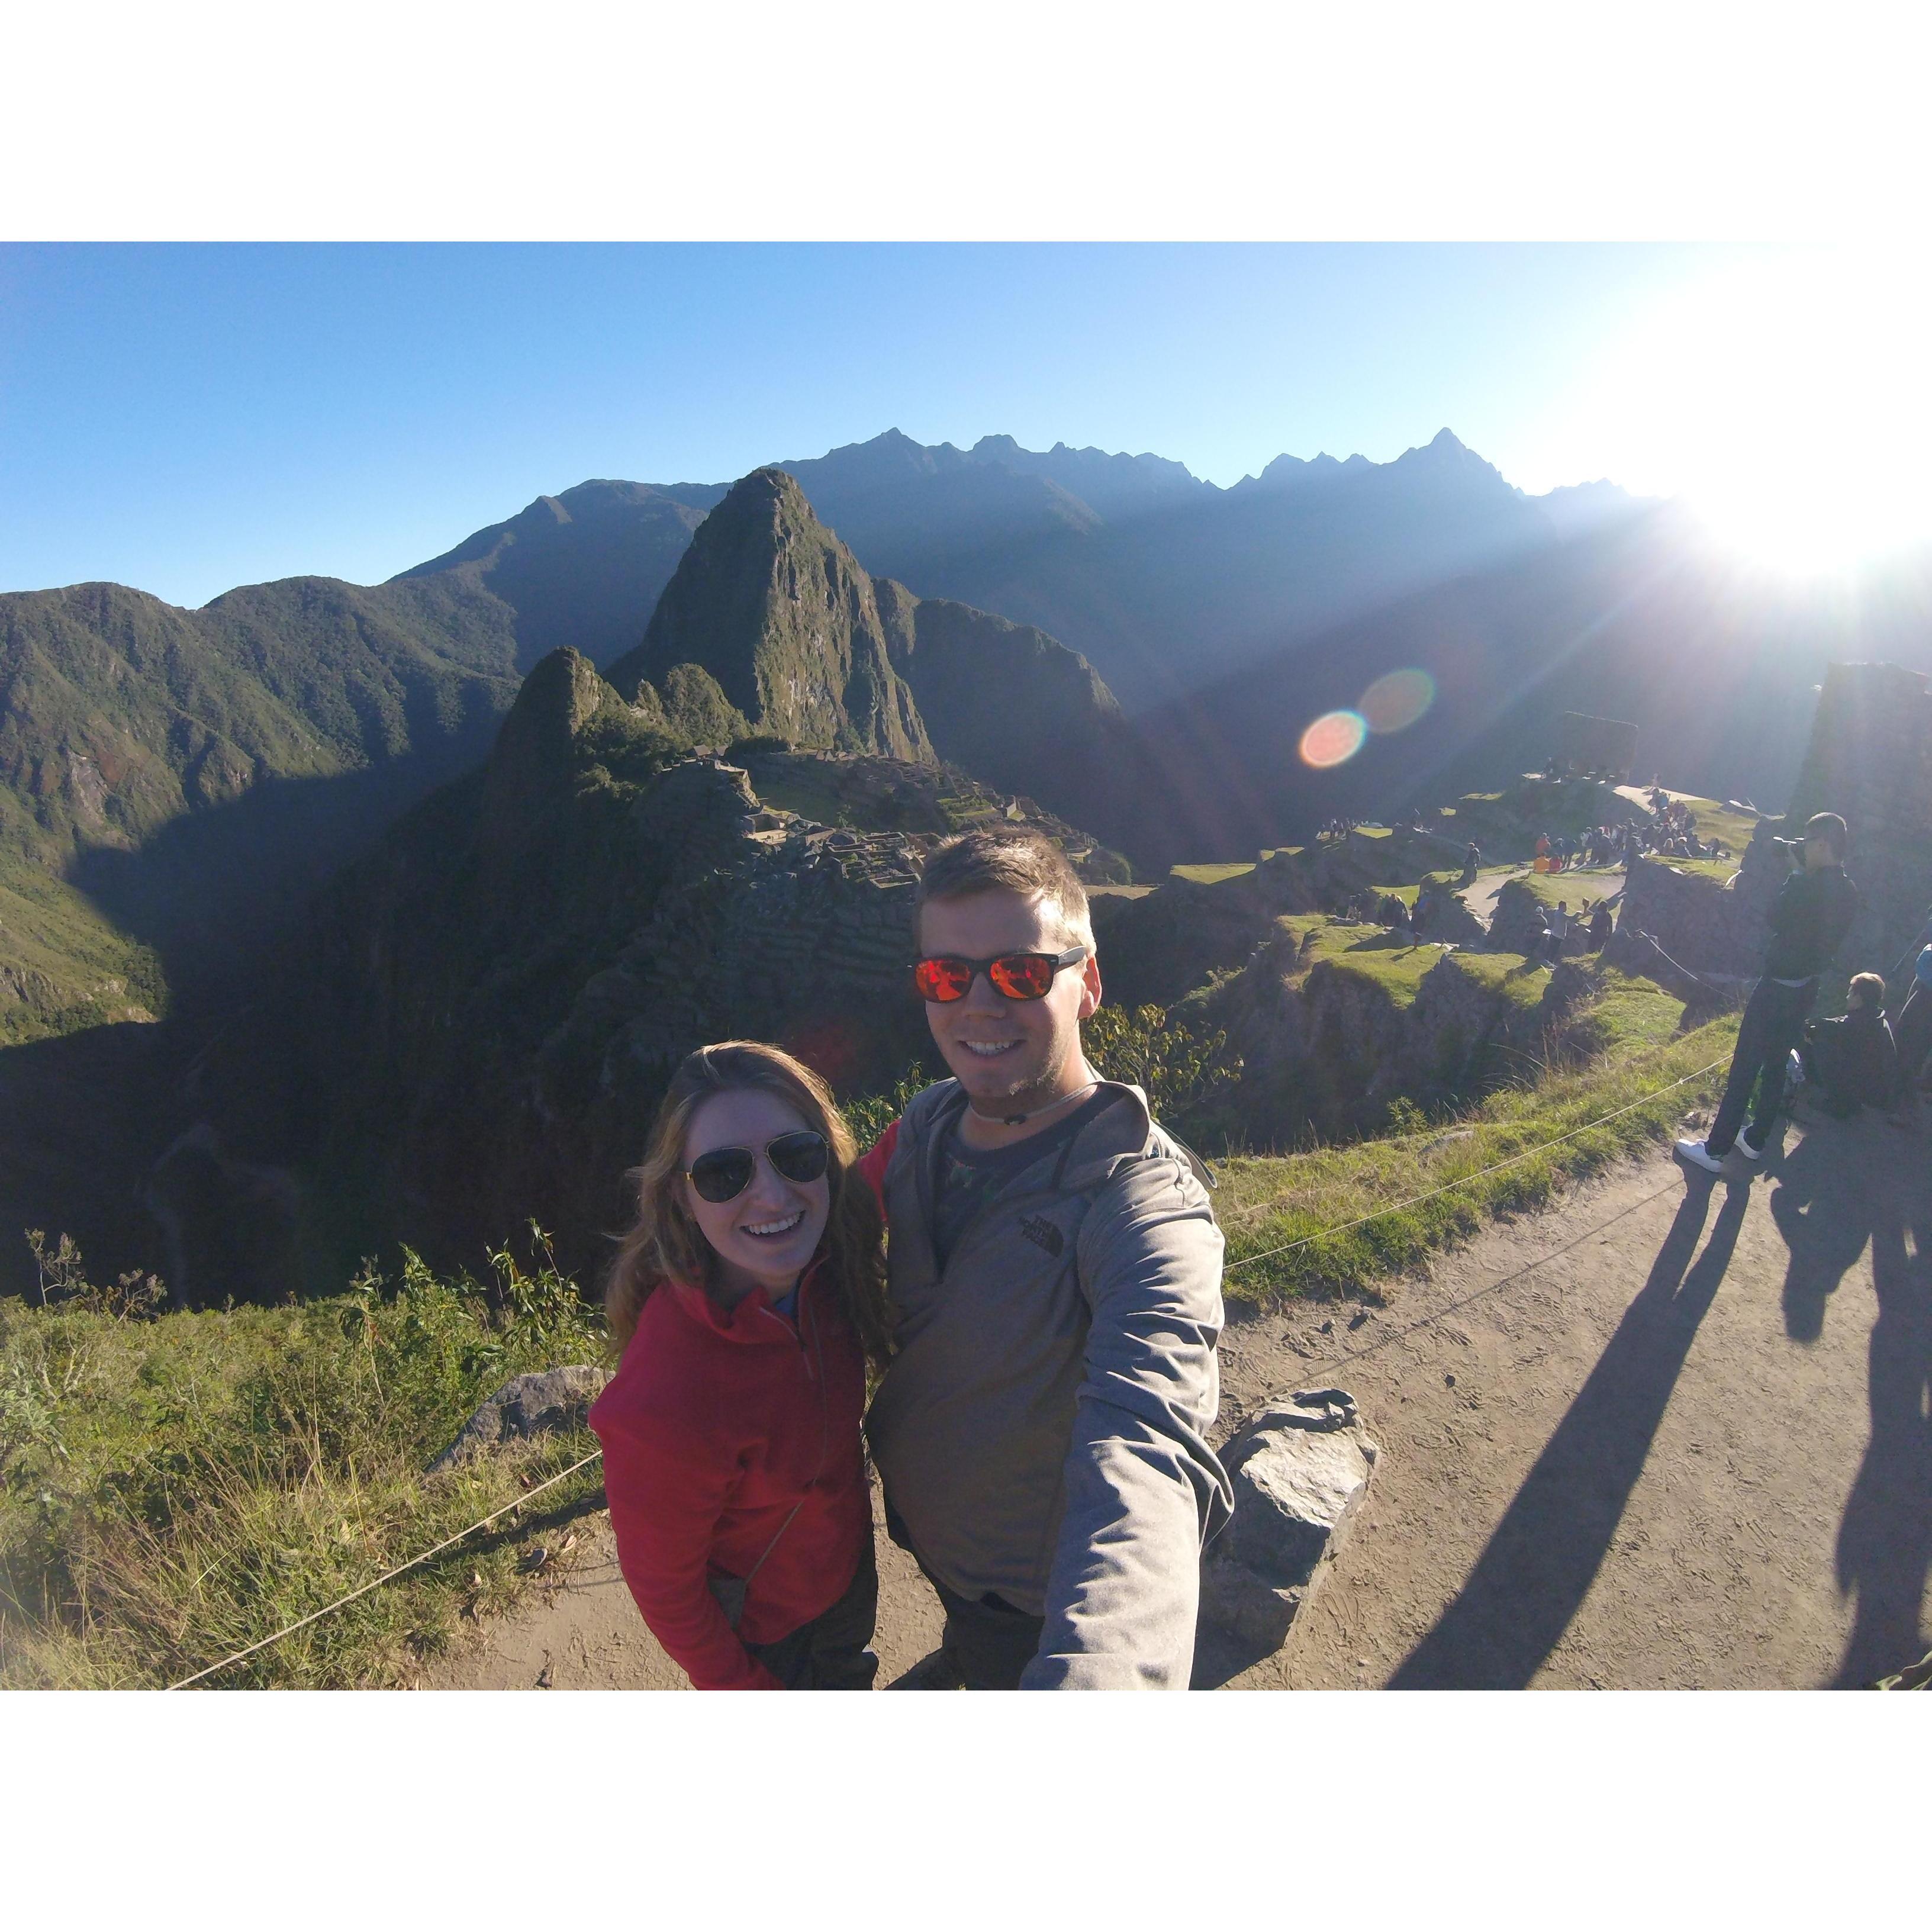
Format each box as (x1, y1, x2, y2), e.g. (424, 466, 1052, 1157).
(1675, 1137, 1725, 1174)
(1736, 1130, 1766, 1163)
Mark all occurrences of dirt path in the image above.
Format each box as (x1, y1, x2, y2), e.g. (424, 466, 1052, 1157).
(426, 1108, 1930, 1692)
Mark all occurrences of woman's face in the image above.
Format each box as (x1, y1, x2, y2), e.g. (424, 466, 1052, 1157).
(680, 1088, 831, 1302)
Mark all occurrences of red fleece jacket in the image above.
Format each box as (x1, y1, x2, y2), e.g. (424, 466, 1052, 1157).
(588, 1258, 870, 1691)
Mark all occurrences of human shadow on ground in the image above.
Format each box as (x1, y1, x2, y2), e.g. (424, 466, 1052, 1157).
(1389, 1174, 1750, 1688)
(1768, 1127, 1932, 1685)
(1769, 1125, 1883, 1342)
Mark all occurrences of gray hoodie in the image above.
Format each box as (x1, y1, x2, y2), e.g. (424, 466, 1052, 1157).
(865, 1076, 1234, 1689)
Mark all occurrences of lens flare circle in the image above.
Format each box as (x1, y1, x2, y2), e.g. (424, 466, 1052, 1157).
(1299, 709, 1368, 769)
(1360, 668, 1435, 735)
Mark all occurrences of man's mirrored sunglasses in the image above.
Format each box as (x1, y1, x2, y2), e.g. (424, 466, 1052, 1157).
(911, 945, 1090, 1004)
(685, 1130, 829, 1203)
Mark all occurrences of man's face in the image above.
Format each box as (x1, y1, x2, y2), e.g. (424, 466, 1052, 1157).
(917, 889, 1102, 1107)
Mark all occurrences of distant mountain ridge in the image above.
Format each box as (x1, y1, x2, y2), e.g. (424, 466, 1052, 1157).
(768, 426, 1648, 710)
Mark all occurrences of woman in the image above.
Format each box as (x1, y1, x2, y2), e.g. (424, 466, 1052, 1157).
(588, 1041, 892, 1690)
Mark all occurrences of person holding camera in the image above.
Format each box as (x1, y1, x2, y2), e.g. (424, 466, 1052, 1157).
(1676, 813, 1859, 1174)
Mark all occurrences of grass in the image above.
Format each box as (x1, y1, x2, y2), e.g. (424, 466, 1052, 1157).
(1656, 791, 1763, 856)
(1666, 855, 1743, 884)
(1212, 1010, 1738, 1308)
(0, 1237, 607, 1689)
(1276, 914, 1543, 1010)
(746, 772, 856, 827)
(1507, 865, 1625, 909)
(0, 854, 168, 1045)
(1170, 861, 1255, 885)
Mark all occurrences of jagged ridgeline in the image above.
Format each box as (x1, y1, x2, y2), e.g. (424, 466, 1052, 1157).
(271, 636, 1127, 1305)
(605, 468, 1139, 854)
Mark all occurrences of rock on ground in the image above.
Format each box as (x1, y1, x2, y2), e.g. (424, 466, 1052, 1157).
(1199, 1388, 1379, 1651)
(429, 1365, 608, 1473)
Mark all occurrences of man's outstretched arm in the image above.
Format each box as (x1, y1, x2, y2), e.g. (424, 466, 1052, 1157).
(1023, 1159, 1232, 1690)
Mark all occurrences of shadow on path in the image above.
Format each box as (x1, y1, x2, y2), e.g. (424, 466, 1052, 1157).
(1769, 1129, 1932, 1686)
(1391, 1175, 1750, 1688)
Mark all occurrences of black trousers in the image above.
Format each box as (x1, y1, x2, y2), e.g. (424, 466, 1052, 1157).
(744, 1537, 880, 1690)
(884, 1496, 1045, 1689)
(1708, 975, 1817, 1155)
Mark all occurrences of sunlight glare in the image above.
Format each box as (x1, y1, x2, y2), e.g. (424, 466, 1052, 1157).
(1547, 249, 1932, 576)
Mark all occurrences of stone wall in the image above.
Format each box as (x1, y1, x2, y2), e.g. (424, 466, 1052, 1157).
(1611, 852, 1779, 980)
(1784, 661, 1932, 970)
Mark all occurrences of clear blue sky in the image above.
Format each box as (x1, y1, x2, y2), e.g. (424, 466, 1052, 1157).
(0, 243, 1788, 606)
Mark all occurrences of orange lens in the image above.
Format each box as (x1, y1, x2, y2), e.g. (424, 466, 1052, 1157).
(987, 953, 1055, 999)
(913, 957, 975, 1002)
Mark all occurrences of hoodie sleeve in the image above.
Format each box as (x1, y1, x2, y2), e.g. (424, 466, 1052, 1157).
(593, 1402, 783, 1692)
(1023, 1156, 1234, 1690)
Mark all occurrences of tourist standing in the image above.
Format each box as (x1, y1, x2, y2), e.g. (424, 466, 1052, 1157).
(1676, 814, 1860, 1174)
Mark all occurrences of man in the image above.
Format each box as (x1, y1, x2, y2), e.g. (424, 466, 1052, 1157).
(1797, 973, 1899, 1120)
(1676, 813, 1859, 1174)
(859, 828, 1232, 1689)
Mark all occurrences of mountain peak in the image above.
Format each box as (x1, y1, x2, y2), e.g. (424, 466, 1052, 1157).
(608, 469, 931, 762)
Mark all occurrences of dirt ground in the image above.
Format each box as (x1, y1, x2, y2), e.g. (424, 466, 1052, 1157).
(424, 1104, 1930, 1692)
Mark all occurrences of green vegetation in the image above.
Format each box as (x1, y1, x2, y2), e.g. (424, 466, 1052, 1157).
(1214, 1012, 1738, 1307)
(1274, 914, 1541, 1011)
(1670, 793, 1762, 856)
(0, 857, 166, 1043)
(1169, 861, 1255, 885)
(1668, 855, 1743, 883)
(1084, 1002, 1244, 1141)
(0, 1232, 606, 1690)
(1508, 865, 1624, 909)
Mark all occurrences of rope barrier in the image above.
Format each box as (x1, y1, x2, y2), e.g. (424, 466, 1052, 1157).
(162, 1049, 1733, 1685)
(164, 1448, 605, 1690)
(1222, 1054, 1728, 1276)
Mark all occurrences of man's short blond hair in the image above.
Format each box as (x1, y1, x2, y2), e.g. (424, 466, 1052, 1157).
(915, 828, 1095, 952)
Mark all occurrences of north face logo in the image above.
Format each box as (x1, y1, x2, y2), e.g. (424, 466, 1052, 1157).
(1020, 1215, 1064, 1257)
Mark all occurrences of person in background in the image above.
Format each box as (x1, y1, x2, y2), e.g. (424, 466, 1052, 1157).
(590, 1041, 892, 1690)
(1588, 900, 1614, 952)
(860, 828, 1231, 1690)
(1677, 813, 1860, 1175)
(1887, 941, 1932, 1122)
(1798, 973, 1899, 1120)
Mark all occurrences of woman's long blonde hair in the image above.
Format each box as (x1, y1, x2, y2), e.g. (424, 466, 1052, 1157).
(605, 1040, 891, 1365)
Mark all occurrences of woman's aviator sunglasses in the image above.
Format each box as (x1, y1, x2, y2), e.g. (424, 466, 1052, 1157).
(684, 1130, 830, 1203)
(912, 945, 1090, 1004)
